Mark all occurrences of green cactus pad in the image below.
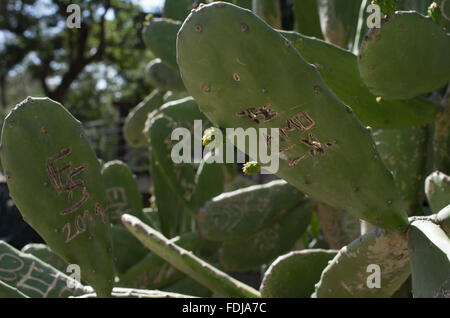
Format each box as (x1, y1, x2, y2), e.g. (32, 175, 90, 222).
(358, 11, 450, 100)
(0, 97, 114, 297)
(437, 204, 450, 234)
(316, 203, 361, 249)
(281, 31, 440, 129)
(194, 152, 225, 209)
(111, 225, 148, 275)
(21, 243, 68, 273)
(150, 154, 187, 237)
(260, 249, 338, 298)
(142, 17, 181, 70)
(292, 0, 323, 39)
(218, 199, 313, 272)
(252, 0, 281, 28)
(197, 180, 303, 242)
(352, 0, 369, 55)
(142, 207, 162, 231)
(101, 160, 144, 224)
(121, 214, 261, 297)
(408, 219, 450, 297)
(163, 90, 190, 103)
(123, 90, 164, 148)
(433, 95, 450, 173)
(0, 279, 29, 298)
(163, 0, 195, 21)
(314, 228, 410, 297)
(177, 2, 409, 232)
(425, 171, 450, 214)
(146, 58, 185, 92)
(145, 97, 208, 235)
(317, 0, 362, 49)
(118, 231, 199, 289)
(373, 127, 428, 215)
(0, 240, 89, 298)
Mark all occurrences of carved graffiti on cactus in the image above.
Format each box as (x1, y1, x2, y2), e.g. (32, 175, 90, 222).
(46, 147, 89, 215)
(286, 134, 336, 167)
(105, 187, 131, 221)
(0, 253, 83, 298)
(300, 133, 325, 157)
(62, 203, 107, 243)
(285, 112, 315, 131)
(236, 105, 278, 124)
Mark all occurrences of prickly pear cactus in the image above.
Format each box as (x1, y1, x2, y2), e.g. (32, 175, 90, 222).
(358, 11, 450, 100)
(373, 127, 428, 215)
(292, 0, 323, 39)
(0, 97, 114, 297)
(314, 228, 410, 297)
(218, 199, 313, 272)
(0, 279, 28, 298)
(252, 0, 282, 28)
(143, 17, 181, 70)
(123, 90, 164, 148)
(197, 180, 303, 241)
(281, 30, 439, 129)
(408, 219, 450, 298)
(260, 249, 338, 298)
(145, 58, 185, 92)
(425, 171, 450, 213)
(118, 231, 199, 289)
(101, 160, 145, 224)
(121, 214, 261, 297)
(21, 243, 68, 273)
(0, 240, 90, 298)
(317, 0, 362, 49)
(163, 0, 195, 21)
(177, 2, 409, 232)
(3, 0, 450, 300)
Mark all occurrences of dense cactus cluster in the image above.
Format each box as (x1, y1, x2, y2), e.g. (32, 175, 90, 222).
(0, 0, 449, 298)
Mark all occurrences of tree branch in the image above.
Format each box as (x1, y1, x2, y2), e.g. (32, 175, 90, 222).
(48, 0, 111, 101)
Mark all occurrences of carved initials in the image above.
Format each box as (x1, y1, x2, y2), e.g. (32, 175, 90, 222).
(46, 148, 89, 215)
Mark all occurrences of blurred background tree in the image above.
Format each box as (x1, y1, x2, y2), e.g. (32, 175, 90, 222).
(0, 0, 163, 122)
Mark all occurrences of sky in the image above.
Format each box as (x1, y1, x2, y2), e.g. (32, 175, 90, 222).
(134, 0, 165, 13)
